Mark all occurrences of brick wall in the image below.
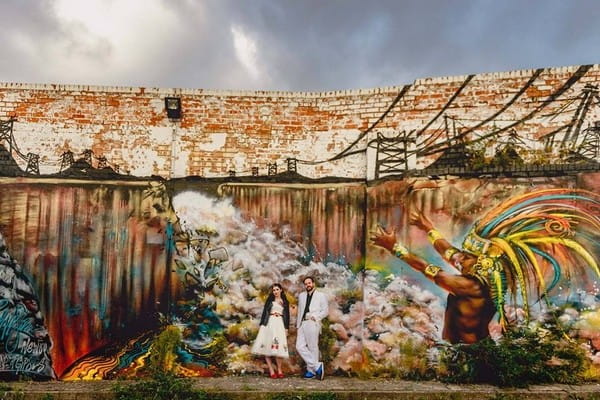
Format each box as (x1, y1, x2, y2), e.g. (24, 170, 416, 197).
(0, 64, 598, 179)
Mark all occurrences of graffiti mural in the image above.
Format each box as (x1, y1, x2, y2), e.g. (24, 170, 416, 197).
(2, 173, 600, 380)
(164, 184, 365, 376)
(0, 232, 54, 379)
(19, 181, 365, 379)
(2, 170, 600, 381)
(365, 175, 600, 376)
(0, 181, 172, 379)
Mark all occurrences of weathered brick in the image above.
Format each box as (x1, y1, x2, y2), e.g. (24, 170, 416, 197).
(0, 65, 598, 179)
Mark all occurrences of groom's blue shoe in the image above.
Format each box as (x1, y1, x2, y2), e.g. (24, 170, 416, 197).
(302, 371, 316, 379)
(316, 363, 324, 380)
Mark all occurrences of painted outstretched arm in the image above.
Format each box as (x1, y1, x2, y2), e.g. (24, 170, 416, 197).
(370, 225, 442, 280)
(370, 225, 482, 297)
(408, 208, 461, 271)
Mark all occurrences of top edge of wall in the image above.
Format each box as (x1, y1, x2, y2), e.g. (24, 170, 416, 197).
(1, 64, 597, 97)
(413, 64, 599, 85)
(0, 82, 410, 98)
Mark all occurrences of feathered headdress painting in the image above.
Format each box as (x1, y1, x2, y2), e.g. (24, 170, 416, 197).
(460, 189, 600, 327)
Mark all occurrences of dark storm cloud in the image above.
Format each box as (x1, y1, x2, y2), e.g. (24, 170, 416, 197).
(218, 0, 599, 90)
(0, 0, 598, 91)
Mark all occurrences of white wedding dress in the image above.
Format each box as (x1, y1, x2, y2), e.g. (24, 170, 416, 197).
(251, 302, 289, 358)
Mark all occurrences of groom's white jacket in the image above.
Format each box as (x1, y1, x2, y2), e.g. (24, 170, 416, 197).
(296, 290, 329, 328)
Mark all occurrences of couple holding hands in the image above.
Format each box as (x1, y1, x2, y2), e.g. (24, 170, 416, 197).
(251, 276, 328, 380)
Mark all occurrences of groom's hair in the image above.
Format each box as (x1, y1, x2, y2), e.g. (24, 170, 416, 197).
(303, 276, 315, 284)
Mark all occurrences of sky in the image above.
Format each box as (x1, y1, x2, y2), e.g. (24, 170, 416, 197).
(0, 0, 598, 92)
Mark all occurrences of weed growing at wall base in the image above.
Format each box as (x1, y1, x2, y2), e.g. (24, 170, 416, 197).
(148, 325, 181, 374)
(113, 371, 224, 400)
(439, 323, 588, 387)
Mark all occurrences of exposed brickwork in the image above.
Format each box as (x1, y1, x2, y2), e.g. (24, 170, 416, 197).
(0, 64, 599, 179)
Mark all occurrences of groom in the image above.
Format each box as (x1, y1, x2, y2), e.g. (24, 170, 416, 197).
(296, 276, 329, 380)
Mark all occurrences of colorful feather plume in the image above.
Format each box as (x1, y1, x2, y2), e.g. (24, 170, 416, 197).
(461, 188, 600, 326)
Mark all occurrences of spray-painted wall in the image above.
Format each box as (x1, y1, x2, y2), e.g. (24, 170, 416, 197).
(0, 178, 368, 379)
(365, 175, 600, 376)
(0, 180, 173, 378)
(0, 174, 599, 380)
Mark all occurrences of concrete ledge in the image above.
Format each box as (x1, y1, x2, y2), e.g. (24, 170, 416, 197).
(1, 377, 600, 399)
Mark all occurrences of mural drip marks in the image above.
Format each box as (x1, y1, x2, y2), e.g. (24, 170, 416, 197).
(219, 183, 366, 267)
(0, 182, 172, 377)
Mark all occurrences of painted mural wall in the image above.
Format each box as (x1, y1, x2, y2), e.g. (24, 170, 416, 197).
(365, 175, 600, 377)
(0, 180, 173, 379)
(0, 178, 368, 379)
(1, 173, 600, 380)
(165, 182, 365, 377)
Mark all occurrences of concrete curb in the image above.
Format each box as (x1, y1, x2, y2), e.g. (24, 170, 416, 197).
(2, 377, 600, 399)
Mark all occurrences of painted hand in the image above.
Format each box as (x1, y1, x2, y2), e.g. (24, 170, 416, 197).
(370, 225, 397, 252)
(408, 208, 433, 232)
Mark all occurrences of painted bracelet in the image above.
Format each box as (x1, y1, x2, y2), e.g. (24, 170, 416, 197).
(444, 247, 460, 261)
(427, 229, 444, 244)
(424, 264, 442, 278)
(392, 242, 409, 258)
